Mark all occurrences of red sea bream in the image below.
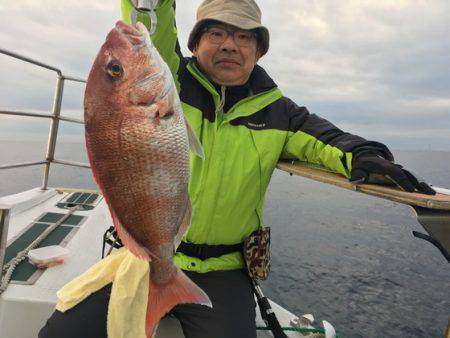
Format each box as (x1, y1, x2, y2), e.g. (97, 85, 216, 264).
(84, 21, 209, 336)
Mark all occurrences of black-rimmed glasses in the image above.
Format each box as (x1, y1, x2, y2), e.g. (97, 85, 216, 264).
(202, 26, 257, 47)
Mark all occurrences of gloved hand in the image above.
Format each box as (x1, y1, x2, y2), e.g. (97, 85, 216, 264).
(350, 155, 436, 195)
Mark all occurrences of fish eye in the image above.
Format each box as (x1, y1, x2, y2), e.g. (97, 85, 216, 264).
(106, 62, 123, 80)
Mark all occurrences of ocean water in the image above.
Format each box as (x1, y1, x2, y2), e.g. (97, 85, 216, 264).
(0, 140, 449, 337)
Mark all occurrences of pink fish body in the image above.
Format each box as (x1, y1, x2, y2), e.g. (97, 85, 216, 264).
(84, 21, 209, 336)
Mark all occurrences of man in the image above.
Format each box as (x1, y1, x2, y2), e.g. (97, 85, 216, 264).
(39, 0, 434, 337)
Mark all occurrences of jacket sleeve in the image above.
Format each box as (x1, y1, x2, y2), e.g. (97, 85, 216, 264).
(280, 98, 393, 178)
(121, 0, 183, 91)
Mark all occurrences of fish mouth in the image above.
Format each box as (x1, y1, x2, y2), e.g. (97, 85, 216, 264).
(135, 22, 148, 36)
(114, 20, 146, 48)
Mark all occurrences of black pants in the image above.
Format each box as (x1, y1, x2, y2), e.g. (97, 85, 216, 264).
(39, 269, 257, 338)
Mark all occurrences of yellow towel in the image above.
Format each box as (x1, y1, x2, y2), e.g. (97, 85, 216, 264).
(56, 247, 151, 338)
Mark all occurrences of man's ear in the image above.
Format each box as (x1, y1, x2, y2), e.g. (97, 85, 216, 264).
(192, 44, 199, 57)
(255, 50, 262, 63)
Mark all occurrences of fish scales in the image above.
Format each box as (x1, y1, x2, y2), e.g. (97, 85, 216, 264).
(84, 21, 210, 337)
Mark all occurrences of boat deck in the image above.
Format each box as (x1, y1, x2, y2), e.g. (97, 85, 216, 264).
(0, 188, 321, 338)
(0, 188, 111, 337)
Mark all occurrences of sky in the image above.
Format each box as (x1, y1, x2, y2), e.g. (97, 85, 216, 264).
(0, 0, 449, 151)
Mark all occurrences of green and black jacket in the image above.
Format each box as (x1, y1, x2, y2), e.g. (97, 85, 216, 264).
(122, 0, 393, 272)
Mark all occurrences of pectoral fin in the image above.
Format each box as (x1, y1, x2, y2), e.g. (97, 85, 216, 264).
(174, 194, 192, 250)
(185, 118, 205, 159)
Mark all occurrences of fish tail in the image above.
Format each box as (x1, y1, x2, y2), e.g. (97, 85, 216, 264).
(145, 268, 212, 337)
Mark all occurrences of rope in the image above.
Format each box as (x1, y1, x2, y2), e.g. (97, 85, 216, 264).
(215, 85, 226, 114)
(0, 206, 79, 294)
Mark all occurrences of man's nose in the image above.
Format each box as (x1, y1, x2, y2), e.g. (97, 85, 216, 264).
(219, 34, 238, 52)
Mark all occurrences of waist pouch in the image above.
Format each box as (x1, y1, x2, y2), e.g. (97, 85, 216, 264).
(243, 227, 271, 281)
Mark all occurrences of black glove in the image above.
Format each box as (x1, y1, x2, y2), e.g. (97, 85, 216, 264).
(350, 155, 436, 195)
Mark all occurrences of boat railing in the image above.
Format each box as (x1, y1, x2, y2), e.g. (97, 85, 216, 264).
(0, 209, 10, 277)
(0, 47, 90, 191)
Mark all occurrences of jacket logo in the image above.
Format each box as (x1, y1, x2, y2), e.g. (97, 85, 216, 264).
(247, 122, 266, 128)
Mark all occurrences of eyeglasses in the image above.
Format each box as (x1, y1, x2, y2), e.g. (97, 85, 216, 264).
(202, 26, 257, 47)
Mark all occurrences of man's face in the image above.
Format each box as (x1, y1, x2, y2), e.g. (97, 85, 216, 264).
(193, 23, 261, 86)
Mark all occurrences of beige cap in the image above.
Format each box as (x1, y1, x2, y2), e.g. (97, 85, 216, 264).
(187, 0, 269, 56)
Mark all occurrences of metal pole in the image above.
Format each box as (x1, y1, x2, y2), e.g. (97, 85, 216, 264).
(59, 116, 84, 124)
(0, 110, 52, 119)
(41, 74, 65, 190)
(0, 47, 61, 74)
(0, 110, 83, 124)
(0, 161, 47, 170)
(0, 209, 11, 275)
(52, 159, 90, 169)
(63, 75, 86, 84)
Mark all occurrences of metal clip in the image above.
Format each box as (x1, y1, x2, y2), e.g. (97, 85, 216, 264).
(130, 0, 159, 35)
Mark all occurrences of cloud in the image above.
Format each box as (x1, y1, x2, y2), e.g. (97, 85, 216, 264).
(0, 0, 449, 150)
(257, 1, 450, 150)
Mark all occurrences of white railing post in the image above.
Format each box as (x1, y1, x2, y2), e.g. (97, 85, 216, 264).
(41, 73, 65, 190)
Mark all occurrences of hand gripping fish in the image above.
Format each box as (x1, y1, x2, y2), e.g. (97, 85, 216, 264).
(84, 21, 210, 336)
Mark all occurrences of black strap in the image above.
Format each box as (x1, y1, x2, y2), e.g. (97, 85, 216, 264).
(101, 227, 242, 260)
(412, 231, 450, 263)
(176, 241, 243, 260)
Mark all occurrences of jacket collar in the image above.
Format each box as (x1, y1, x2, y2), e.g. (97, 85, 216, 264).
(249, 64, 278, 95)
